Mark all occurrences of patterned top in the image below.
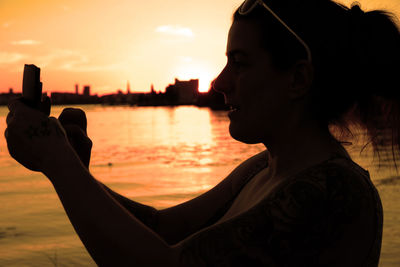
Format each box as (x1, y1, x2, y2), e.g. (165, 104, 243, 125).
(179, 152, 383, 266)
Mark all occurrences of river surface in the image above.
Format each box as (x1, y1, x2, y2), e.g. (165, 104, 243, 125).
(0, 105, 399, 266)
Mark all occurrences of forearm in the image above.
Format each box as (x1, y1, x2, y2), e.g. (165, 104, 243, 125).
(43, 149, 179, 266)
(99, 183, 207, 245)
(99, 182, 159, 230)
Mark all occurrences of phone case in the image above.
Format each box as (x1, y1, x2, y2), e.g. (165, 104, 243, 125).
(22, 64, 42, 108)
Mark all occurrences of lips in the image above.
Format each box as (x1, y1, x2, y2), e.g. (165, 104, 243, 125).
(227, 103, 240, 120)
(226, 103, 240, 112)
(229, 106, 239, 112)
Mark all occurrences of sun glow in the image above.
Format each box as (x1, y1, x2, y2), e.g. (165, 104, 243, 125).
(175, 65, 215, 93)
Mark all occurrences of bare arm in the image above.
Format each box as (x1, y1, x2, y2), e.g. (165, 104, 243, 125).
(98, 182, 159, 230)
(58, 107, 269, 245)
(58, 108, 160, 238)
(58, 108, 269, 245)
(98, 150, 268, 245)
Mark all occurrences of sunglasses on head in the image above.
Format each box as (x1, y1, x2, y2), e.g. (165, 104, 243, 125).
(239, 0, 312, 63)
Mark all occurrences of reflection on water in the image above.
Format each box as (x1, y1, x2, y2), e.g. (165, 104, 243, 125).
(0, 105, 399, 266)
(85, 106, 263, 170)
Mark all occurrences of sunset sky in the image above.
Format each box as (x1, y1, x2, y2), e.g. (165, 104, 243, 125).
(1, 0, 399, 95)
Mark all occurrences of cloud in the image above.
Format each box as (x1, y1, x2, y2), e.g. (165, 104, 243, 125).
(3, 21, 13, 28)
(156, 25, 194, 38)
(60, 62, 121, 72)
(180, 56, 193, 63)
(0, 49, 120, 73)
(36, 49, 121, 72)
(11, 40, 42, 45)
(34, 49, 86, 70)
(0, 48, 121, 73)
(0, 52, 26, 64)
(60, 5, 71, 11)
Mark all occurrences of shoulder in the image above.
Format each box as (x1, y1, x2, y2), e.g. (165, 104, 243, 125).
(227, 150, 269, 191)
(303, 157, 374, 213)
(234, 149, 269, 172)
(244, 157, 379, 264)
(285, 156, 373, 202)
(285, 158, 382, 266)
(278, 157, 375, 223)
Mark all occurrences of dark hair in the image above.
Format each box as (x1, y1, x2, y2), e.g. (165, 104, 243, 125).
(234, 0, 400, 167)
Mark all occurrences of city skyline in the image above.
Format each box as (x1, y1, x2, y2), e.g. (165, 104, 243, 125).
(2, 76, 205, 97)
(1, 0, 399, 95)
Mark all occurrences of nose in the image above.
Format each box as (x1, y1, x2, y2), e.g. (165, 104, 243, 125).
(212, 65, 232, 94)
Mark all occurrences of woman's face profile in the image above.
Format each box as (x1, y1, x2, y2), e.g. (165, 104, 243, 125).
(214, 19, 294, 145)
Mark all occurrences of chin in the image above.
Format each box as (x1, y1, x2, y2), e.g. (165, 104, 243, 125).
(229, 123, 262, 144)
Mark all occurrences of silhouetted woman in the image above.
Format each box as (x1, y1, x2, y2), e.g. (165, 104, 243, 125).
(5, 0, 400, 266)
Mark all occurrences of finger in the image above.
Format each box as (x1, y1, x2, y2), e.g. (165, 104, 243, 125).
(6, 111, 14, 125)
(62, 124, 92, 168)
(63, 124, 92, 146)
(8, 97, 36, 116)
(63, 123, 85, 137)
(7, 97, 24, 112)
(49, 117, 67, 138)
(58, 108, 87, 134)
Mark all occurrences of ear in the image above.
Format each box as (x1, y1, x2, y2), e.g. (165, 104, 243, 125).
(287, 60, 314, 99)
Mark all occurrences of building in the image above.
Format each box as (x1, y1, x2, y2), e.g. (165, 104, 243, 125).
(127, 81, 131, 94)
(0, 89, 21, 105)
(50, 92, 99, 105)
(83, 85, 90, 96)
(165, 78, 199, 105)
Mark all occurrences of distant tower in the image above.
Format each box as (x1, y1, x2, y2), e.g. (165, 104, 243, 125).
(151, 84, 155, 94)
(83, 85, 90, 96)
(75, 84, 79, 95)
(127, 81, 131, 94)
(9, 88, 13, 94)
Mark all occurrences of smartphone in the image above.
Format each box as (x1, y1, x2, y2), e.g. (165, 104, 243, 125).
(22, 64, 42, 108)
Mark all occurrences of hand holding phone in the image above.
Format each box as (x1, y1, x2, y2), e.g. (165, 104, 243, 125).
(22, 64, 50, 115)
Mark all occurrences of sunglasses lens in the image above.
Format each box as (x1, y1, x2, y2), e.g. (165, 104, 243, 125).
(239, 0, 258, 14)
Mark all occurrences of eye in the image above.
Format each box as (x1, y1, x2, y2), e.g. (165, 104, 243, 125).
(228, 56, 244, 70)
(233, 58, 243, 65)
(232, 59, 246, 72)
(226, 52, 248, 73)
(232, 54, 243, 63)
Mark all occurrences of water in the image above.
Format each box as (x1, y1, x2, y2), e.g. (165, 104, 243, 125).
(0, 105, 399, 266)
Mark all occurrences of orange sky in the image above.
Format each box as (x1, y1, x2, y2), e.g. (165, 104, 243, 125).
(1, 0, 399, 95)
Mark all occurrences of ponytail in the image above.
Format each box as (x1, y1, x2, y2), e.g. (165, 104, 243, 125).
(348, 4, 400, 167)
